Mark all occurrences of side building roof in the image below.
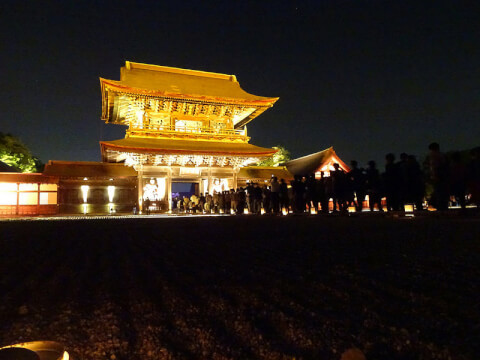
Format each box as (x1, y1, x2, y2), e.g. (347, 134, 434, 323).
(0, 172, 58, 183)
(285, 147, 350, 176)
(237, 166, 293, 181)
(43, 161, 137, 178)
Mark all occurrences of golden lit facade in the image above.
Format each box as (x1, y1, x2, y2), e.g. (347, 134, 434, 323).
(100, 62, 279, 211)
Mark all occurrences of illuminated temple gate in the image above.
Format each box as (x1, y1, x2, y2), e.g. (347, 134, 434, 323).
(99, 61, 278, 212)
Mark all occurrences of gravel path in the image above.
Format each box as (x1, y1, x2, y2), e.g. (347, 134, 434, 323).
(0, 216, 479, 359)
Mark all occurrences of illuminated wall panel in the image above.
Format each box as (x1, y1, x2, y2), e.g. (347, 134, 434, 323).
(40, 184, 58, 191)
(40, 192, 57, 205)
(19, 192, 38, 205)
(0, 183, 17, 192)
(19, 183, 38, 191)
(0, 191, 17, 205)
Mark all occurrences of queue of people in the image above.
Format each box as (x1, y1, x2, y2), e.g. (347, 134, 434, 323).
(157, 143, 480, 215)
(172, 188, 248, 215)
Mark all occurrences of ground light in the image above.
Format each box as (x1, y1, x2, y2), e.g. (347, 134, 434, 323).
(0, 341, 69, 360)
(404, 204, 415, 217)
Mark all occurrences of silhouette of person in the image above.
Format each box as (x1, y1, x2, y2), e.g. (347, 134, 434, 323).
(144, 197, 151, 215)
(317, 172, 329, 213)
(279, 178, 289, 212)
(331, 163, 346, 212)
(398, 152, 409, 209)
(467, 147, 480, 207)
(365, 161, 382, 212)
(270, 176, 280, 214)
(449, 151, 467, 210)
(347, 160, 366, 212)
(383, 153, 400, 211)
(426, 142, 449, 211)
(407, 155, 424, 211)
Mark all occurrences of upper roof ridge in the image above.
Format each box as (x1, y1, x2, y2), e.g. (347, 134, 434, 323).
(124, 61, 237, 82)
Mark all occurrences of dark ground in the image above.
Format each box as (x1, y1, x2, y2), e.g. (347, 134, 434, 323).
(0, 215, 479, 360)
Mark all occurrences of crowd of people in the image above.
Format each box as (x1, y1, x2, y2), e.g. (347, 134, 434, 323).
(167, 143, 480, 215)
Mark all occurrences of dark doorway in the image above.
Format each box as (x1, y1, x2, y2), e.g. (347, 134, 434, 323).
(172, 182, 199, 200)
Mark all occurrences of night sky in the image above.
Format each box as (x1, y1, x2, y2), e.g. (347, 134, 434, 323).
(1, 0, 479, 167)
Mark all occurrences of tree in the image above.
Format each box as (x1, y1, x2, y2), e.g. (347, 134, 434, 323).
(0, 132, 43, 173)
(257, 145, 291, 167)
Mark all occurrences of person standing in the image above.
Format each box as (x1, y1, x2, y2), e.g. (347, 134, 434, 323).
(365, 161, 383, 212)
(383, 153, 400, 211)
(347, 160, 366, 212)
(230, 189, 237, 214)
(270, 176, 280, 214)
(293, 175, 306, 213)
(246, 181, 254, 214)
(224, 190, 231, 214)
(279, 178, 289, 212)
(449, 152, 467, 210)
(253, 183, 263, 214)
(144, 197, 151, 215)
(426, 143, 449, 211)
(467, 147, 480, 207)
(331, 164, 346, 212)
(406, 155, 425, 211)
(237, 188, 246, 214)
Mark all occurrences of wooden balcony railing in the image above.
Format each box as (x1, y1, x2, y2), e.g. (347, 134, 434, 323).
(127, 124, 249, 141)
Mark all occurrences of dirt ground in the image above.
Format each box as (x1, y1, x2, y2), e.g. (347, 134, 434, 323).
(0, 215, 479, 360)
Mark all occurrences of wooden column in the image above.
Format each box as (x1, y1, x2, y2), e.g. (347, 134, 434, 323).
(207, 168, 212, 194)
(37, 183, 41, 215)
(233, 169, 238, 190)
(137, 167, 144, 213)
(166, 168, 172, 211)
(16, 183, 19, 215)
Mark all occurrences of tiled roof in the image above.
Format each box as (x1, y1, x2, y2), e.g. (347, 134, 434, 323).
(100, 138, 277, 156)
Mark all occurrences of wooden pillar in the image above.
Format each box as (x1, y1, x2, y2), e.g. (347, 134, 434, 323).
(37, 183, 41, 215)
(137, 167, 144, 212)
(16, 183, 19, 215)
(207, 168, 212, 194)
(167, 168, 172, 211)
(233, 169, 238, 190)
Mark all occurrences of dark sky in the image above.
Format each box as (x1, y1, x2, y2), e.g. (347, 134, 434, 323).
(1, 0, 479, 167)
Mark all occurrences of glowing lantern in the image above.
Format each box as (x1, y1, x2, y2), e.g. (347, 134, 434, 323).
(310, 206, 317, 215)
(404, 204, 415, 217)
(261, 208, 265, 215)
(282, 207, 288, 216)
(244, 208, 249, 214)
(348, 206, 356, 213)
